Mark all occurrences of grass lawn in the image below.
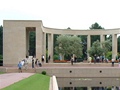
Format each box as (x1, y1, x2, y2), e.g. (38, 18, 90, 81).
(2, 73, 50, 90)
(0, 72, 5, 74)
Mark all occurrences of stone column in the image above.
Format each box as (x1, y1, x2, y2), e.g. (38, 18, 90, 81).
(48, 34, 50, 61)
(100, 34, 105, 47)
(26, 30, 29, 57)
(87, 35, 91, 57)
(87, 87, 92, 90)
(51, 34, 54, 62)
(48, 33, 53, 62)
(112, 34, 117, 59)
(36, 27, 43, 62)
(43, 32, 46, 63)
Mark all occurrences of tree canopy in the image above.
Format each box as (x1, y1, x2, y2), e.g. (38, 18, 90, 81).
(89, 22, 104, 29)
(88, 40, 103, 56)
(89, 22, 104, 45)
(88, 40, 112, 57)
(55, 35, 83, 59)
(102, 39, 112, 55)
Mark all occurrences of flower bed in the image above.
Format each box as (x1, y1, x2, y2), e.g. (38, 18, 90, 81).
(54, 60, 68, 63)
(109, 60, 119, 63)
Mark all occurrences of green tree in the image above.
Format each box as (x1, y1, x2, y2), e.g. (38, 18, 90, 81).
(88, 40, 103, 56)
(79, 23, 104, 59)
(67, 27, 71, 29)
(55, 35, 83, 59)
(88, 40, 112, 57)
(102, 39, 112, 56)
(29, 31, 36, 56)
(89, 22, 104, 29)
(89, 22, 104, 45)
(0, 25, 3, 56)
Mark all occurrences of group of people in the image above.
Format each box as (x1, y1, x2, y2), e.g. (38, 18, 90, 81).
(42, 55, 51, 63)
(32, 58, 42, 68)
(18, 58, 28, 72)
(87, 54, 110, 63)
(88, 54, 120, 67)
(18, 57, 42, 73)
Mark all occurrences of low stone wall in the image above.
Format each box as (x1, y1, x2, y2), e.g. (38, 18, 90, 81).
(57, 77, 120, 87)
(36, 67, 120, 78)
(0, 67, 6, 72)
(1, 63, 120, 78)
(52, 76, 59, 90)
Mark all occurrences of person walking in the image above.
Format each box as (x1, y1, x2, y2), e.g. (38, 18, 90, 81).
(42, 55, 44, 63)
(18, 61, 22, 73)
(94, 54, 97, 63)
(112, 58, 115, 67)
(48, 55, 50, 63)
(38, 61, 42, 67)
(88, 56, 92, 64)
(35, 59, 38, 67)
(71, 57, 74, 65)
(24, 59, 28, 70)
(32, 58, 34, 68)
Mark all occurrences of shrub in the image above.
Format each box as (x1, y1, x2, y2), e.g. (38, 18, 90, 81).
(53, 54, 59, 60)
(118, 52, 120, 57)
(41, 71, 46, 75)
(106, 51, 112, 60)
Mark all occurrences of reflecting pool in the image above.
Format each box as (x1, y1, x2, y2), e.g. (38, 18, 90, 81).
(57, 77, 120, 90)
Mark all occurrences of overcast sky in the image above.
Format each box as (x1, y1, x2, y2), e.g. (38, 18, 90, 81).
(1, 0, 120, 29)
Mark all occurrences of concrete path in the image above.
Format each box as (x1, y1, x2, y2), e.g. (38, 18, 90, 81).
(0, 73, 35, 89)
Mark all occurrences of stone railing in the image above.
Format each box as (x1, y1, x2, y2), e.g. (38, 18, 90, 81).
(52, 75, 58, 90)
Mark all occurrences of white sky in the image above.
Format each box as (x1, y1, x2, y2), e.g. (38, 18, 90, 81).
(1, 0, 120, 29)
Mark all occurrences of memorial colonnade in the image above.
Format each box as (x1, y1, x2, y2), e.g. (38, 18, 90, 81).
(44, 31, 118, 63)
(3, 20, 119, 66)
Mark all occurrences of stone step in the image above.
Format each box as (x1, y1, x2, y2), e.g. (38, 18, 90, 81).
(6, 68, 36, 73)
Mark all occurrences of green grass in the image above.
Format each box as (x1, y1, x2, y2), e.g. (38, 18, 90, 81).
(0, 72, 5, 74)
(2, 73, 50, 90)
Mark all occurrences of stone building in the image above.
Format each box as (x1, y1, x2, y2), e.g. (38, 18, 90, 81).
(3, 20, 120, 66)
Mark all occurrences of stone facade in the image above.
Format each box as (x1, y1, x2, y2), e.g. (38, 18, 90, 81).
(3, 20, 120, 66)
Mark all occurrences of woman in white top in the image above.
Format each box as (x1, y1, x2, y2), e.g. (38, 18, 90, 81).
(111, 58, 115, 67)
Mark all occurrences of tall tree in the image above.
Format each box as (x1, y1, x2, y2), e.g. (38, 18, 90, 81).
(102, 40, 112, 56)
(0, 25, 3, 56)
(88, 40, 112, 57)
(55, 35, 83, 59)
(67, 27, 71, 29)
(89, 22, 104, 29)
(88, 40, 103, 56)
(89, 22, 104, 46)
